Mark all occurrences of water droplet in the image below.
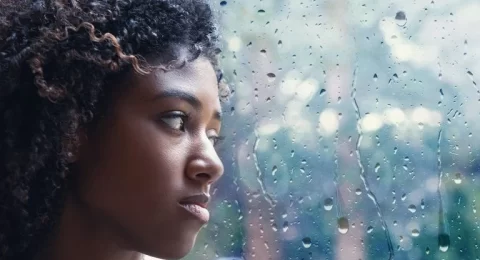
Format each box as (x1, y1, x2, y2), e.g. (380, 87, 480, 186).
(271, 223, 278, 232)
(401, 193, 407, 201)
(324, 197, 333, 211)
(421, 199, 425, 209)
(220, 1, 227, 6)
(367, 226, 374, 233)
(355, 188, 362, 195)
(418, 122, 424, 130)
(302, 237, 312, 248)
(319, 88, 326, 96)
(267, 73, 276, 82)
(271, 165, 278, 176)
(298, 196, 304, 203)
(438, 233, 450, 252)
(282, 221, 289, 232)
(454, 173, 462, 184)
(375, 163, 381, 173)
(337, 217, 349, 234)
(426, 247, 430, 254)
(373, 73, 378, 81)
(408, 204, 417, 213)
(257, 9, 266, 14)
(277, 40, 283, 47)
(395, 11, 407, 26)
(411, 229, 420, 237)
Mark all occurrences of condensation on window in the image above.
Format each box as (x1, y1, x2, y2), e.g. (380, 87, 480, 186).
(181, 0, 480, 259)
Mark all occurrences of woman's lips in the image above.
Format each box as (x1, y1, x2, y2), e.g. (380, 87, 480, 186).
(179, 203, 210, 223)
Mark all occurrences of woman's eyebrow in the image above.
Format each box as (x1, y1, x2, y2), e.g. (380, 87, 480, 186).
(152, 89, 201, 108)
(152, 88, 222, 120)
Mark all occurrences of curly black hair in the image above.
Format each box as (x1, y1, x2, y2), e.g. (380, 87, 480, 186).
(0, 0, 225, 259)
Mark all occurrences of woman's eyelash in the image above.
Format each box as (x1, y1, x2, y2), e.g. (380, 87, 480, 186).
(160, 112, 188, 131)
(211, 135, 226, 146)
(160, 112, 223, 146)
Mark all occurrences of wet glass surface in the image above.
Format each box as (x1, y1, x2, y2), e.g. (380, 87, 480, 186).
(180, 0, 480, 259)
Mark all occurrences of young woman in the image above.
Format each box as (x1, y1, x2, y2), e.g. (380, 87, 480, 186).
(0, 0, 229, 259)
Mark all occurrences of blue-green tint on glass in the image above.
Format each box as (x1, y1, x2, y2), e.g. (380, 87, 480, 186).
(181, 0, 480, 259)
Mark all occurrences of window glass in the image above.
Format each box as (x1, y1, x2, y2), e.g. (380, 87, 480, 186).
(184, 0, 480, 259)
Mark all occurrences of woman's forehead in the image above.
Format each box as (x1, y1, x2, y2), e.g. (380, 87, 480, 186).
(125, 58, 220, 105)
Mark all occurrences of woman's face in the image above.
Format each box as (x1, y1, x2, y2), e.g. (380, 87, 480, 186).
(74, 57, 224, 259)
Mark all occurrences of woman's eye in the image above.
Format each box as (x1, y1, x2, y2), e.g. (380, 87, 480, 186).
(160, 113, 187, 131)
(209, 135, 225, 147)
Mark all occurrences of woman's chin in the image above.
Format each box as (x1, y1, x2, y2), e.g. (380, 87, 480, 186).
(142, 232, 198, 260)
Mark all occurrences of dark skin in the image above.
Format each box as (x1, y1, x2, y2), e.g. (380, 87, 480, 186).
(38, 57, 224, 260)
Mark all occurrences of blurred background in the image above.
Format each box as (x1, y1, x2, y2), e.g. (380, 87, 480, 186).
(180, 0, 480, 259)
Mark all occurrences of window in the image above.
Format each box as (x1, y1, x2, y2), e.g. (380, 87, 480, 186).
(185, 0, 480, 259)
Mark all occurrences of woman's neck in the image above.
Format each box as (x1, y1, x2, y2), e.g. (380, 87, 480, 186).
(36, 195, 143, 260)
